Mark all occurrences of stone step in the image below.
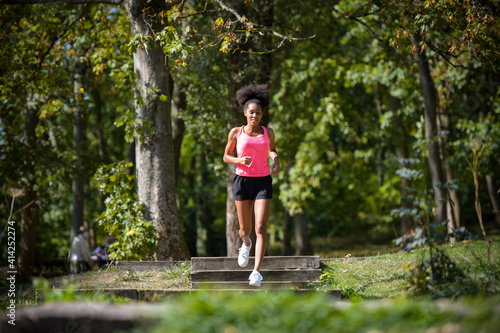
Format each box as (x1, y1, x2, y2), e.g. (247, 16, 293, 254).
(71, 288, 341, 300)
(191, 269, 322, 282)
(191, 281, 315, 290)
(191, 256, 320, 272)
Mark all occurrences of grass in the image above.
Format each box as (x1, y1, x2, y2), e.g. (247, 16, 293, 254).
(319, 252, 415, 299)
(1, 237, 498, 309)
(0, 263, 191, 308)
(49, 237, 496, 299)
(2, 238, 498, 333)
(48, 263, 191, 291)
(317, 236, 500, 299)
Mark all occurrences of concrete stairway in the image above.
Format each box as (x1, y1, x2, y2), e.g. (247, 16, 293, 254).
(191, 256, 337, 295)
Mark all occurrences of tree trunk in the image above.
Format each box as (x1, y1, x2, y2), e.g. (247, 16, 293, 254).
(71, 60, 87, 243)
(224, 0, 274, 256)
(226, 163, 240, 256)
(411, 33, 447, 225)
(374, 85, 385, 187)
(294, 212, 312, 255)
(438, 108, 463, 240)
(281, 211, 293, 255)
(225, 32, 246, 257)
(185, 156, 198, 257)
(171, 81, 186, 184)
(127, 0, 190, 260)
(391, 96, 414, 236)
(18, 91, 39, 282)
(486, 174, 500, 227)
(198, 151, 215, 256)
(90, 80, 109, 165)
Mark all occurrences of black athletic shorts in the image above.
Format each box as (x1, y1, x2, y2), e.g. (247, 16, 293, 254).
(233, 175, 273, 201)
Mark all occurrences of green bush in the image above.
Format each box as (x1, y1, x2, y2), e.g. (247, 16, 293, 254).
(27, 278, 131, 305)
(94, 161, 155, 260)
(142, 292, 500, 333)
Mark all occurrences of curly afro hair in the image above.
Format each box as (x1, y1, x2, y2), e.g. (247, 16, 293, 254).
(236, 84, 270, 110)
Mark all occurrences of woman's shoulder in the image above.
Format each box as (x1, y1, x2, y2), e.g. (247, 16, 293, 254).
(264, 126, 275, 136)
(228, 126, 242, 138)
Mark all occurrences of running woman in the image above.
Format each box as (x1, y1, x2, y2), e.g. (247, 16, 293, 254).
(223, 84, 280, 287)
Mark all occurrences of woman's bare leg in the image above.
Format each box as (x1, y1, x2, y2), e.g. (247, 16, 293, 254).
(253, 199, 272, 272)
(235, 200, 253, 247)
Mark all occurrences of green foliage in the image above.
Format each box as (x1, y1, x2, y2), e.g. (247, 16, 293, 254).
(32, 277, 130, 304)
(391, 107, 499, 298)
(94, 161, 155, 260)
(406, 239, 500, 298)
(316, 265, 363, 301)
(2, 0, 500, 265)
(318, 238, 500, 300)
(143, 291, 500, 333)
(455, 115, 500, 171)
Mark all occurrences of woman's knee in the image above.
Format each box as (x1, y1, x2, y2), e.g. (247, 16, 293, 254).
(255, 224, 267, 236)
(239, 228, 251, 237)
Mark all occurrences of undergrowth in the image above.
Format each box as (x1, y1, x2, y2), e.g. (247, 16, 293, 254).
(317, 237, 499, 300)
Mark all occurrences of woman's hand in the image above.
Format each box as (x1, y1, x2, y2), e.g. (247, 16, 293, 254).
(272, 160, 280, 175)
(240, 156, 252, 165)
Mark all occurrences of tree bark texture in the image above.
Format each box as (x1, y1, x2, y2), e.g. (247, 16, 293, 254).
(171, 81, 186, 185)
(90, 80, 109, 165)
(71, 60, 87, 243)
(127, 0, 190, 260)
(198, 152, 217, 256)
(411, 33, 447, 225)
(226, 163, 240, 256)
(374, 85, 385, 187)
(18, 91, 39, 282)
(437, 108, 463, 238)
(185, 155, 198, 257)
(281, 211, 293, 255)
(294, 212, 312, 255)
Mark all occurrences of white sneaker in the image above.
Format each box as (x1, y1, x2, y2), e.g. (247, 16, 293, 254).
(238, 239, 252, 267)
(249, 271, 262, 287)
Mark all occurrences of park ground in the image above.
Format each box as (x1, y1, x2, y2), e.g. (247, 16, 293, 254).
(1, 236, 499, 332)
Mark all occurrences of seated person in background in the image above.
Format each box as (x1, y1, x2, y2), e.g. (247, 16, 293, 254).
(69, 226, 92, 274)
(92, 235, 115, 268)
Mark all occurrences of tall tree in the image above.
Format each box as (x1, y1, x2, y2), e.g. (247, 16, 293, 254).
(18, 91, 39, 281)
(126, 0, 190, 260)
(410, 32, 447, 226)
(71, 57, 88, 242)
(2, 0, 193, 260)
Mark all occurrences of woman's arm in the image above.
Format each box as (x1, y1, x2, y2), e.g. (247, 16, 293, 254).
(223, 127, 252, 165)
(268, 128, 280, 175)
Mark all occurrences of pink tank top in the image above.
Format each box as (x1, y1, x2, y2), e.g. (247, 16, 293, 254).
(235, 126, 270, 177)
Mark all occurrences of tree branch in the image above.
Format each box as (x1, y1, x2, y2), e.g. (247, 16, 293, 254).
(35, 4, 90, 73)
(319, 0, 414, 63)
(1, 0, 122, 4)
(320, 0, 483, 71)
(421, 38, 476, 70)
(214, 0, 315, 43)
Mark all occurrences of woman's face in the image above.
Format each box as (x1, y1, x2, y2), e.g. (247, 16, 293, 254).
(244, 103, 263, 126)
